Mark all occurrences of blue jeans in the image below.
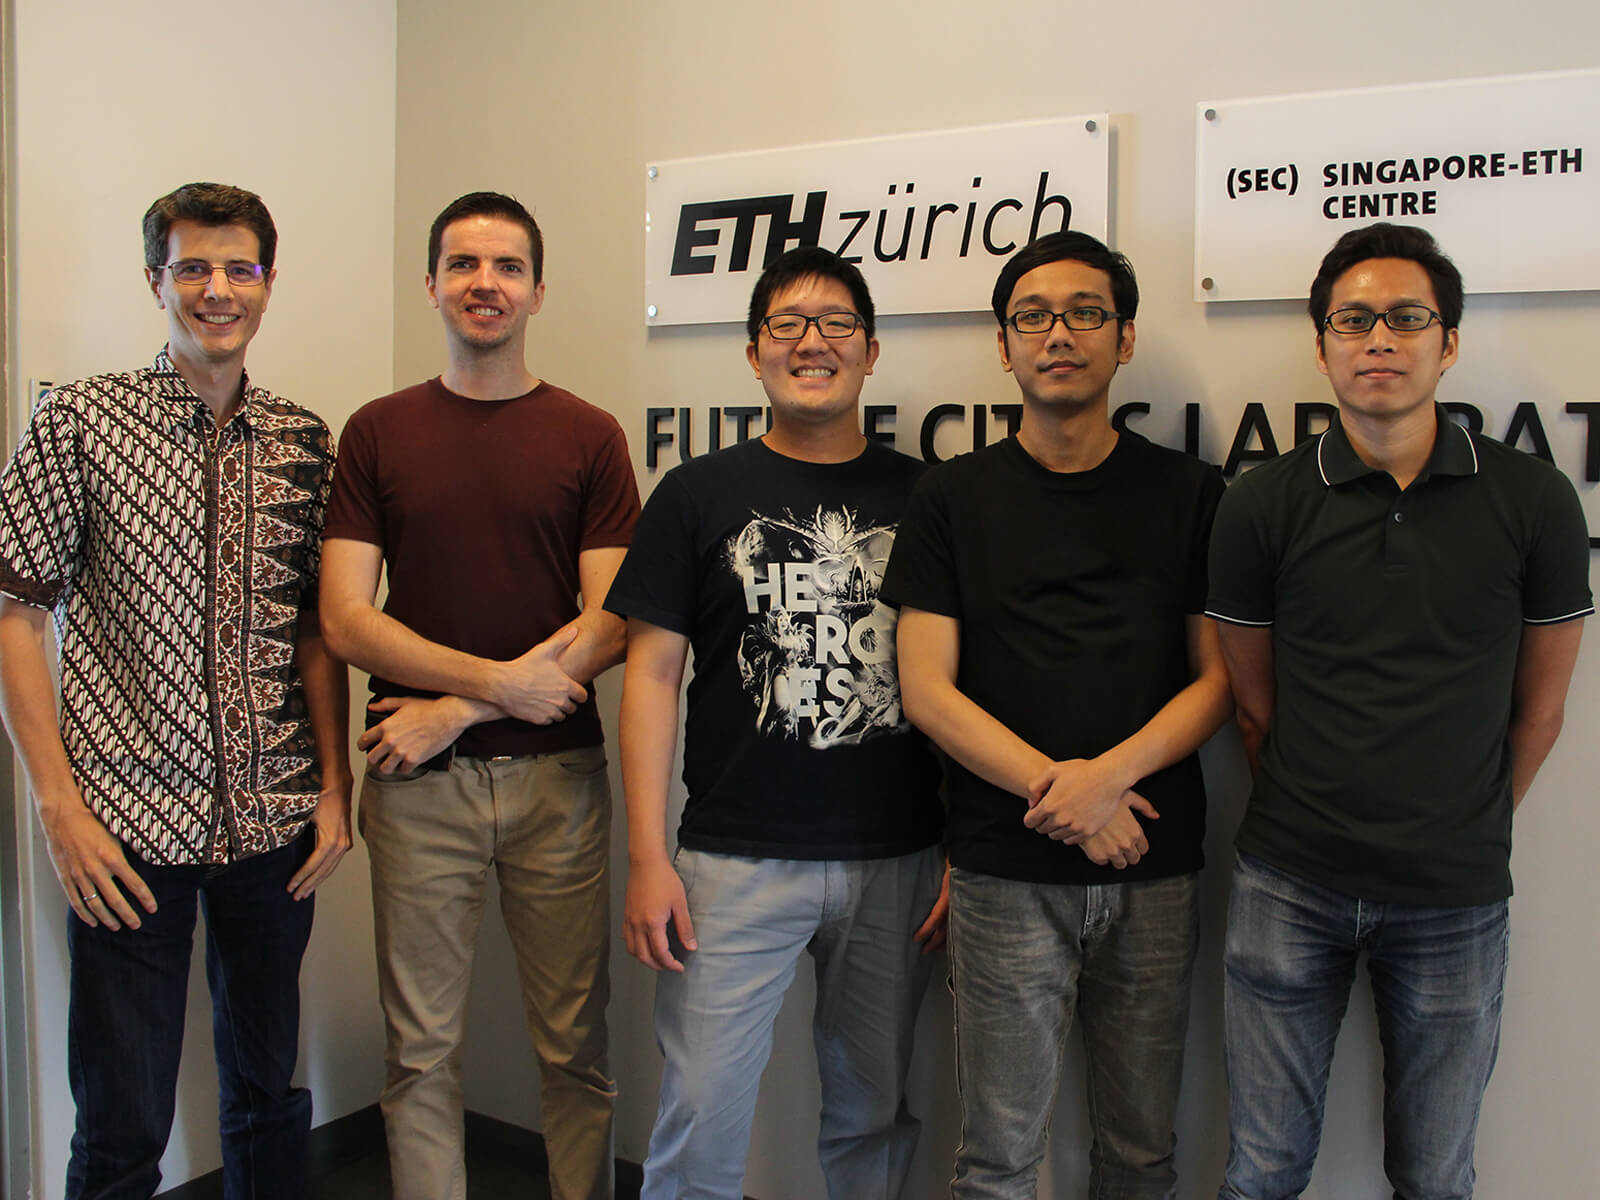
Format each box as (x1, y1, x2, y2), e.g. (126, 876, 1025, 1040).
(65, 832, 315, 1200)
(948, 868, 1199, 1200)
(642, 846, 942, 1200)
(1218, 852, 1509, 1200)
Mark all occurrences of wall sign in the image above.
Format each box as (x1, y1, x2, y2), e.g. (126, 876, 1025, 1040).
(645, 116, 1109, 326)
(640, 400, 1599, 547)
(1195, 69, 1597, 302)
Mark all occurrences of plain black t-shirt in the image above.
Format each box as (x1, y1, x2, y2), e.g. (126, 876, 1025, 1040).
(880, 432, 1223, 885)
(605, 438, 943, 861)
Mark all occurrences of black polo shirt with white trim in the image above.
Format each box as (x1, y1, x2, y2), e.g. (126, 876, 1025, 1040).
(1207, 407, 1592, 905)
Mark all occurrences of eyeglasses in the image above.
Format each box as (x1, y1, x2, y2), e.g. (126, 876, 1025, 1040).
(760, 312, 865, 340)
(1007, 307, 1120, 334)
(1322, 305, 1441, 336)
(160, 260, 269, 287)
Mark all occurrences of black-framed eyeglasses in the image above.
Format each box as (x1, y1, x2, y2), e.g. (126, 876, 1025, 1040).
(760, 311, 865, 340)
(160, 260, 269, 287)
(1007, 307, 1120, 334)
(1322, 305, 1441, 336)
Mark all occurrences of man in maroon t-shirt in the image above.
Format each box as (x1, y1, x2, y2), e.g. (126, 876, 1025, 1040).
(320, 192, 639, 1200)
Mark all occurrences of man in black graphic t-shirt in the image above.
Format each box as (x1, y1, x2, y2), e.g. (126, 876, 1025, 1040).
(882, 231, 1231, 1199)
(606, 248, 944, 1200)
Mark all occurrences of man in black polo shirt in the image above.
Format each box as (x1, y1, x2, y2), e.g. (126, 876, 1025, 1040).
(1207, 223, 1592, 1199)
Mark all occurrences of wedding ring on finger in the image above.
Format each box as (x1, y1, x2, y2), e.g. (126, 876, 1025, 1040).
(80, 891, 100, 904)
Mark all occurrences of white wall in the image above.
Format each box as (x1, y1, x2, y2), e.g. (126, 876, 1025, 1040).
(9, 0, 396, 1193)
(393, 2, 1600, 1197)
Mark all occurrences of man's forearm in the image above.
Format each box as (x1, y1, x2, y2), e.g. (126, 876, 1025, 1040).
(1505, 619, 1584, 810)
(555, 608, 628, 686)
(619, 665, 681, 866)
(1092, 625, 1233, 793)
(903, 611, 1230, 849)
(617, 620, 697, 970)
(0, 601, 84, 813)
(1109, 676, 1231, 794)
(1, 598, 158, 923)
(1508, 712, 1565, 809)
(898, 608, 1051, 797)
(1234, 712, 1268, 776)
(324, 592, 591, 729)
(1215, 621, 1276, 778)
(322, 598, 508, 703)
(903, 672, 1052, 798)
(909, 667, 1226, 805)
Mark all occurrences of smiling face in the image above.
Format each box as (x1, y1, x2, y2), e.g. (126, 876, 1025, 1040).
(426, 214, 545, 356)
(146, 220, 274, 376)
(1315, 257, 1459, 424)
(746, 275, 879, 434)
(997, 258, 1133, 413)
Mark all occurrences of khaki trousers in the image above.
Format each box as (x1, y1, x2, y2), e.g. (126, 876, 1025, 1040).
(360, 746, 615, 1200)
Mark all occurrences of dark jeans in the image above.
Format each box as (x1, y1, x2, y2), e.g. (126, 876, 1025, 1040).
(65, 832, 315, 1200)
(1218, 852, 1508, 1200)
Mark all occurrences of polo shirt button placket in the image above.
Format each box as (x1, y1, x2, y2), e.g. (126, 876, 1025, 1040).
(1385, 504, 1408, 566)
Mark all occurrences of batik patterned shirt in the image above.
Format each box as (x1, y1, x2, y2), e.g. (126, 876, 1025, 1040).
(0, 349, 333, 865)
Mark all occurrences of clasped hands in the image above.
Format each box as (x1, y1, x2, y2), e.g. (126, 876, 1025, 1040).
(359, 627, 586, 775)
(1022, 757, 1159, 870)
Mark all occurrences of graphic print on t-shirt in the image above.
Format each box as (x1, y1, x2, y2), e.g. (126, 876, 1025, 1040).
(726, 504, 906, 748)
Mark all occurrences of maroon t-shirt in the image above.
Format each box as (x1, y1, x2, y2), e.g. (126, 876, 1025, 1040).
(324, 377, 640, 756)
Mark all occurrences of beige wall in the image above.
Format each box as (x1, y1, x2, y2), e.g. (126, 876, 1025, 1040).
(394, 2, 1599, 1197)
(7, 1, 1596, 1196)
(9, 0, 396, 1192)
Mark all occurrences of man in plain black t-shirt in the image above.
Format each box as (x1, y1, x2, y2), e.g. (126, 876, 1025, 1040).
(882, 231, 1231, 1199)
(608, 247, 945, 1200)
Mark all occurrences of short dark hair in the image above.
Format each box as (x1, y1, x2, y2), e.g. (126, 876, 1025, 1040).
(427, 192, 544, 284)
(143, 183, 277, 270)
(990, 231, 1139, 328)
(1308, 222, 1463, 337)
(746, 247, 876, 342)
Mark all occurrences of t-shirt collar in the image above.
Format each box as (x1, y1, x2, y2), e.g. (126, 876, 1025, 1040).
(1315, 404, 1478, 487)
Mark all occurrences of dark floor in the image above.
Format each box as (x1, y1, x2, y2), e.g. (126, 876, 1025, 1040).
(305, 1138, 550, 1199)
(158, 1109, 644, 1199)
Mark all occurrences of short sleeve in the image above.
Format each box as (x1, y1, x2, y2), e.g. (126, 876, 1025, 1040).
(1205, 474, 1276, 626)
(878, 468, 960, 618)
(322, 407, 384, 547)
(578, 423, 642, 552)
(0, 394, 87, 609)
(1523, 469, 1594, 624)
(602, 469, 700, 636)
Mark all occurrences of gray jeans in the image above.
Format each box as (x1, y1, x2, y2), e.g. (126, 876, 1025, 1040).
(948, 868, 1199, 1200)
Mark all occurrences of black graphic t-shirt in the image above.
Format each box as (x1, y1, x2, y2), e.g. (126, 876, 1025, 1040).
(880, 432, 1223, 885)
(606, 438, 943, 860)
